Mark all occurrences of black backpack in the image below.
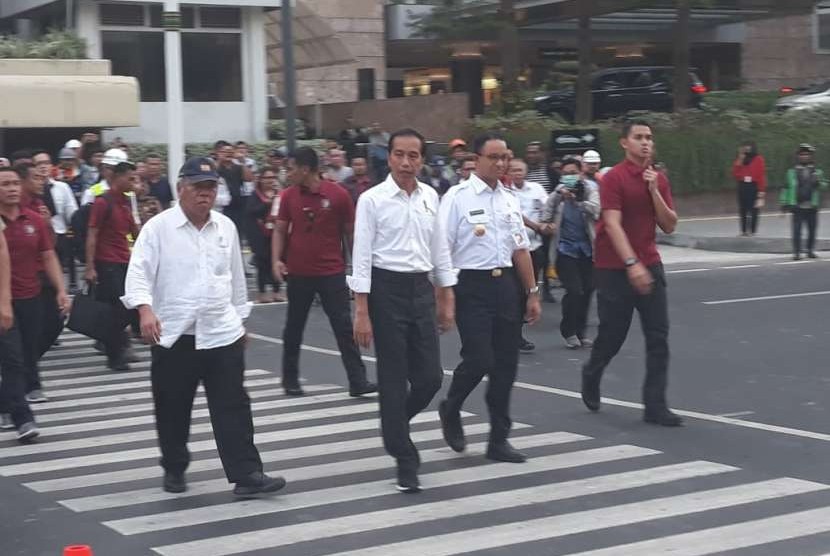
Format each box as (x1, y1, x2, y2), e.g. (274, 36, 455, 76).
(70, 193, 113, 263)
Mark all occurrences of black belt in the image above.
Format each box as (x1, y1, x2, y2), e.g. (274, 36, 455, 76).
(459, 267, 514, 278)
(372, 267, 430, 281)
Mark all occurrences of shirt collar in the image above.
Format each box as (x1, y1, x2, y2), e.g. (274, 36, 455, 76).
(379, 174, 425, 198)
(469, 173, 503, 195)
(171, 203, 216, 229)
(622, 158, 646, 178)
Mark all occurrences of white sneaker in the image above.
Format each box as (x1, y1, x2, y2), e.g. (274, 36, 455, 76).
(565, 336, 581, 349)
(16, 421, 39, 442)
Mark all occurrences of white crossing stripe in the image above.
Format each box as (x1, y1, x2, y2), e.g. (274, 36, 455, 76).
(40, 354, 152, 368)
(42, 398, 382, 436)
(107, 444, 658, 535)
(150, 460, 735, 555)
(0, 401, 392, 458)
(40, 361, 151, 379)
(0, 411, 460, 476)
(59, 427, 550, 511)
(40, 376, 277, 399)
(42, 346, 149, 359)
(43, 368, 264, 388)
(35, 386, 344, 424)
(281, 478, 829, 556)
(38, 423, 534, 495)
(560, 505, 830, 556)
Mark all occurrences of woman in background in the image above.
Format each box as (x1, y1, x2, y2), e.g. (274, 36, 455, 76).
(246, 166, 285, 303)
(732, 140, 767, 237)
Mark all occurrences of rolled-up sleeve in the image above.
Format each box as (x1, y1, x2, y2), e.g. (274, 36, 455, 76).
(347, 193, 375, 293)
(121, 221, 157, 310)
(430, 193, 457, 288)
(229, 224, 251, 320)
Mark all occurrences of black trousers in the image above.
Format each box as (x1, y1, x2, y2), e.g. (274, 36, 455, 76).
(94, 261, 137, 363)
(255, 252, 278, 293)
(582, 265, 671, 410)
(530, 246, 546, 283)
(37, 273, 64, 358)
(446, 269, 522, 444)
(368, 268, 442, 469)
(555, 253, 594, 339)
(150, 336, 262, 482)
(0, 324, 35, 427)
(282, 273, 368, 388)
(737, 182, 759, 234)
(12, 297, 43, 393)
(792, 207, 818, 255)
(56, 233, 77, 287)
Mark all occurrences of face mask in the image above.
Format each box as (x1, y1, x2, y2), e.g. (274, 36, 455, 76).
(560, 174, 579, 188)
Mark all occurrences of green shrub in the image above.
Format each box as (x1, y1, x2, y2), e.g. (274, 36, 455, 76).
(701, 90, 779, 114)
(267, 119, 308, 140)
(0, 29, 86, 59)
(466, 108, 830, 194)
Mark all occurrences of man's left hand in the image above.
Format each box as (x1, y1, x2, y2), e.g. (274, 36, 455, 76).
(0, 302, 13, 334)
(56, 292, 71, 316)
(524, 294, 541, 325)
(644, 167, 659, 193)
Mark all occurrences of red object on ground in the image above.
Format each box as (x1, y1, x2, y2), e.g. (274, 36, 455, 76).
(64, 546, 94, 556)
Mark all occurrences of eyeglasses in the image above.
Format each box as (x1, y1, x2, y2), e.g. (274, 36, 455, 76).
(484, 154, 510, 162)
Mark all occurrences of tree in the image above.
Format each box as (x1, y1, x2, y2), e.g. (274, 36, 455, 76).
(575, 3, 593, 124)
(672, 0, 691, 114)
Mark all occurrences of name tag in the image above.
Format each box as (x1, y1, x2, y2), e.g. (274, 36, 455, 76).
(469, 209, 485, 216)
(743, 176, 752, 183)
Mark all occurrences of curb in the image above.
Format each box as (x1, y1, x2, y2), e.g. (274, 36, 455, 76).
(657, 233, 830, 254)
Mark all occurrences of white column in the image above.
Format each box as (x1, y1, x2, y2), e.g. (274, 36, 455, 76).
(164, 0, 184, 202)
(243, 7, 268, 142)
(76, 0, 100, 59)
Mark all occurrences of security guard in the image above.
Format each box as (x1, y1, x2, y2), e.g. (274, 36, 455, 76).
(437, 132, 542, 463)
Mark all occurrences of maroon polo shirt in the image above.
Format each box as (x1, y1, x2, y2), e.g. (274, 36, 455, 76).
(89, 192, 135, 264)
(2, 208, 54, 300)
(276, 181, 353, 276)
(594, 158, 675, 270)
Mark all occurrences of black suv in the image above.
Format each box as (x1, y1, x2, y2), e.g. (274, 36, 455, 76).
(535, 66, 707, 121)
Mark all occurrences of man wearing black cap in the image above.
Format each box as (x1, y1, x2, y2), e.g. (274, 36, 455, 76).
(122, 157, 286, 497)
(84, 156, 140, 371)
(781, 144, 828, 260)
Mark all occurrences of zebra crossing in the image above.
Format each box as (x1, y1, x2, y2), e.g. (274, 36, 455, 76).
(3, 332, 830, 555)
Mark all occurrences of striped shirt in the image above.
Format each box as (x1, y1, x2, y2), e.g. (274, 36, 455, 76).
(526, 165, 552, 193)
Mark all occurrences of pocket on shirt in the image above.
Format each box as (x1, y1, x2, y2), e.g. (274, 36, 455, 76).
(213, 246, 232, 275)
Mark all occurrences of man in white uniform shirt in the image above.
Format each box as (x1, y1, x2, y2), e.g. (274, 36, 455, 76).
(437, 133, 542, 464)
(350, 128, 456, 493)
(508, 158, 550, 352)
(122, 157, 286, 497)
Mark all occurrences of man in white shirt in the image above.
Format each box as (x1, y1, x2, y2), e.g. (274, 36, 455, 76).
(437, 132, 541, 464)
(508, 158, 550, 353)
(122, 157, 286, 498)
(349, 128, 456, 493)
(325, 149, 355, 183)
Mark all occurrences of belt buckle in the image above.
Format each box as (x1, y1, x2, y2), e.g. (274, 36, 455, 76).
(491, 268, 502, 278)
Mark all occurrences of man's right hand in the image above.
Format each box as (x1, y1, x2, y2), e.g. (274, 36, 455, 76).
(0, 302, 13, 334)
(272, 260, 287, 282)
(84, 267, 97, 285)
(138, 306, 162, 345)
(353, 311, 373, 349)
(627, 262, 654, 296)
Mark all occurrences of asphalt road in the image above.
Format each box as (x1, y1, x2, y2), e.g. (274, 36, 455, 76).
(3, 248, 830, 556)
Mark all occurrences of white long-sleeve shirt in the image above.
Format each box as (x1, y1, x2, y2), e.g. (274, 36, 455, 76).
(439, 173, 531, 270)
(121, 205, 251, 349)
(49, 180, 78, 235)
(348, 175, 456, 293)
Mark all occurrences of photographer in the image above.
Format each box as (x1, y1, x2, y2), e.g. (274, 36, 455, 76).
(542, 157, 600, 349)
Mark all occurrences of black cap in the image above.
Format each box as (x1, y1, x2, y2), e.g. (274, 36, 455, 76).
(798, 143, 816, 154)
(178, 157, 219, 182)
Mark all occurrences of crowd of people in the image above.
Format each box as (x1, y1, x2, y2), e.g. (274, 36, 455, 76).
(0, 118, 824, 497)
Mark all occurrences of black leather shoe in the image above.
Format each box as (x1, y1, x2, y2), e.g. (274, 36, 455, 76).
(644, 408, 684, 427)
(163, 471, 187, 493)
(233, 472, 287, 497)
(808, 252, 818, 259)
(486, 441, 527, 463)
(519, 337, 535, 352)
(439, 400, 466, 452)
(349, 381, 378, 397)
(396, 466, 421, 493)
(283, 382, 305, 396)
(581, 374, 601, 412)
(108, 358, 130, 372)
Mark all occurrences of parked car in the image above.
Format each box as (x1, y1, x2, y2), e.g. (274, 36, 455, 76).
(534, 66, 707, 122)
(775, 80, 830, 112)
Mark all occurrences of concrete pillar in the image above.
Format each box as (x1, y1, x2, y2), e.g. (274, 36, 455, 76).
(76, 0, 100, 61)
(164, 0, 183, 200)
(451, 54, 484, 117)
(242, 7, 268, 142)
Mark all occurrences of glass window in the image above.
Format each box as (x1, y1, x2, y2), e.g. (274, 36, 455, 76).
(182, 33, 242, 101)
(817, 4, 830, 52)
(200, 7, 242, 29)
(101, 31, 166, 102)
(99, 3, 145, 26)
(358, 68, 376, 100)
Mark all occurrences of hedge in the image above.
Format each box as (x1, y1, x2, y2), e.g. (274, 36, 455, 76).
(467, 108, 830, 195)
(128, 139, 326, 170)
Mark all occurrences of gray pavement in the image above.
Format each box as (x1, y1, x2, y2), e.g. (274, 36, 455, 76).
(4, 250, 830, 555)
(660, 210, 830, 253)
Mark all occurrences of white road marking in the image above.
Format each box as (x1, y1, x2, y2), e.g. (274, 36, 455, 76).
(718, 411, 756, 418)
(776, 260, 814, 265)
(666, 268, 710, 274)
(110, 444, 659, 536)
(720, 264, 761, 270)
(39, 376, 276, 400)
(39, 354, 151, 368)
(561, 505, 830, 555)
(0, 411, 455, 476)
(703, 290, 830, 305)
(40, 361, 151, 378)
(151, 461, 732, 555)
(302, 479, 828, 556)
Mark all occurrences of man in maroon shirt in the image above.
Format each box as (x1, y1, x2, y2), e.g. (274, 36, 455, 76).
(581, 120, 682, 427)
(0, 166, 69, 417)
(272, 147, 376, 397)
(84, 160, 139, 371)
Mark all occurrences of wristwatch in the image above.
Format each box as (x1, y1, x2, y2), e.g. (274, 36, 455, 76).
(527, 286, 540, 295)
(624, 257, 639, 268)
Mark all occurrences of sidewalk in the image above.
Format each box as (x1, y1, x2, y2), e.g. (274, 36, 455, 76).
(659, 210, 830, 254)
